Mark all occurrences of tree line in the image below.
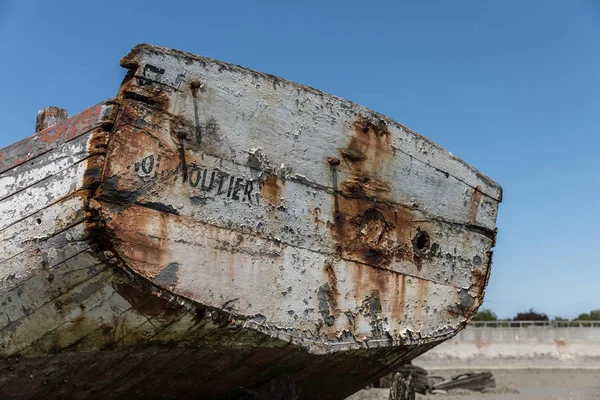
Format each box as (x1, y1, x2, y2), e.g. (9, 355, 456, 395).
(473, 308, 600, 323)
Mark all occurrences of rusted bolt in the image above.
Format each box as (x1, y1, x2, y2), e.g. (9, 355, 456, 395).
(413, 230, 431, 253)
(190, 80, 203, 90)
(176, 131, 188, 140)
(327, 157, 340, 166)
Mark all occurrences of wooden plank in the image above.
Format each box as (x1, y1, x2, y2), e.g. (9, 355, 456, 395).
(0, 103, 115, 174)
(82, 349, 178, 400)
(0, 155, 102, 232)
(0, 192, 88, 263)
(22, 287, 131, 356)
(43, 309, 207, 399)
(59, 349, 163, 400)
(0, 353, 78, 398)
(99, 124, 494, 293)
(0, 133, 93, 201)
(0, 268, 113, 355)
(99, 181, 491, 293)
(0, 224, 90, 295)
(34, 310, 196, 399)
(0, 251, 105, 332)
(103, 204, 477, 344)
(89, 349, 196, 399)
(121, 45, 501, 202)
(109, 101, 498, 231)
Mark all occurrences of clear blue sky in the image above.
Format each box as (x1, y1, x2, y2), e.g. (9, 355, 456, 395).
(1, 1, 598, 319)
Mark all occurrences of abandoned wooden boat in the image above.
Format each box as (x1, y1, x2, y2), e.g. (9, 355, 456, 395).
(0, 44, 501, 399)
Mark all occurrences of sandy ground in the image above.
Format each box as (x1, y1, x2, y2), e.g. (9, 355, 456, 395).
(346, 369, 600, 400)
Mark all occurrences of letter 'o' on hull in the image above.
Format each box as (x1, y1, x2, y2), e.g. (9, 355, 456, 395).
(0, 44, 501, 399)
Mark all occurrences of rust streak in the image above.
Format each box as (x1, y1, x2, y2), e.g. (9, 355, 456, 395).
(468, 185, 483, 223)
(261, 175, 281, 205)
(398, 275, 406, 320)
(325, 263, 338, 297)
(329, 195, 418, 269)
(105, 205, 170, 279)
(328, 116, 409, 269)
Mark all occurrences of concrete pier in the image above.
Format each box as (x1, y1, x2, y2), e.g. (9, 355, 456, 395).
(416, 324, 600, 369)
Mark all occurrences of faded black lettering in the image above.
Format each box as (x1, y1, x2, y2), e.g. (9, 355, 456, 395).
(130, 158, 255, 204)
(188, 166, 201, 187)
(217, 171, 229, 195)
(231, 178, 244, 200)
(226, 176, 235, 197)
(244, 181, 253, 202)
(201, 169, 216, 191)
(135, 154, 155, 174)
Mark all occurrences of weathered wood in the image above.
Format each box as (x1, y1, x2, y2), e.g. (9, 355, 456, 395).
(93, 45, 499, 350)
(122, 45, 501, 202)
(0, 264, 111, 354)
(379, 364, 429, 394)
(0, 155, 103, 231)
(0, 102, 115, 174)
(0, 133, 94, 201)
(0, 193, 88, 263)
(228, 374, 297, 400)
(100, 115, 493, 289)
(35, 106, 68, 132)
(0, 224, 90, 295)
(110, 98, 498, 230)
(0, 44, 502, 399)
(101, 203, 482, 343)
(0, 250, 103, 332)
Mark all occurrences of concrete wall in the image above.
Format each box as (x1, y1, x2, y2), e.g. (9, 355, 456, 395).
(415, 327, 600, 369)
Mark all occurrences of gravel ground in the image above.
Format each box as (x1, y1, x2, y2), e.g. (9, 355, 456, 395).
(346, 369, 600, 400)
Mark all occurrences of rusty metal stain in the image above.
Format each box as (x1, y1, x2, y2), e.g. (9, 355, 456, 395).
(337, 118, 394, 199)
(101, 199, 452, 344)
(467, 185, 483, 223)
(106, 205, 170, 279)
(327, 116, 414, 268)
(328, 195, 419, 268)
(261, 175, 282, 205)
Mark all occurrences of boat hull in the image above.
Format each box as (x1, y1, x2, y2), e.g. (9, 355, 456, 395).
(0, 44, 501, 399)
